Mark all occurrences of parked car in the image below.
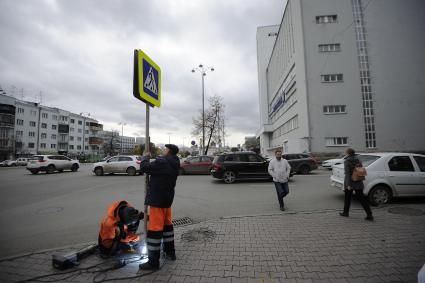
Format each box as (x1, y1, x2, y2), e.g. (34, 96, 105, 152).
(322, 156, 345, 170)
(1, 160, 17, 167)
(16, 158, 29, 166)
(330, 153, 425, 205)
(210, 151, 272, 184)
(282, 153, 318, 174)
(93, 155, 141, 176)
(26, 155, 80, 174)
(180, 155, 213, 175)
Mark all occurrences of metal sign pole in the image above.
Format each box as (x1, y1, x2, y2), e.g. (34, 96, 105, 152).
(144, 104, 150, 240)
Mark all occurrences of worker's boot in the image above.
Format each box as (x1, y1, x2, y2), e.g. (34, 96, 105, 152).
(139, 250, 160, 270)
(140, 230, 162, 270)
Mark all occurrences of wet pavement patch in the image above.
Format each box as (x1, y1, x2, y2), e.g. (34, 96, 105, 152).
(181, 227, 216, 243)
(388, 207, 424, 216)
(35, 206, 64, 215)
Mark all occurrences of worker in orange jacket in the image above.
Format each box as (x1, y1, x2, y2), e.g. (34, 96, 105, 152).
(98, 200, 144, 255)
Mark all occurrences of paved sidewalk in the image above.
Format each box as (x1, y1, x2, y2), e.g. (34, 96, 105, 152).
(1, 204, 424, 283)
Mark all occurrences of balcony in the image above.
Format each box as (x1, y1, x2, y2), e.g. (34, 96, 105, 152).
(89, 137, 103, 145)
(89, 122, 103, 131)
(0, 104, 16, 115)
(58, 124, 69, 133)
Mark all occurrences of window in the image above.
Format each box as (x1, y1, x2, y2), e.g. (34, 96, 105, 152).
(78, 129, 82, 133)
(16, 130, 23, 137)
(318, 43, 341, 52)
(224, 155, 242, 162)
(40, 143, 46, 148)
(85, 130, 89, 134)
(77, 137, 82, 141)
(201, 156, 213, 162)
(17, 108, 24, 113)
(316, 15, 337, 24)
(28, 142, 35, 148)
(323, 105, 347, 114)
(70, 127, 74, 132)
(29, 132, 35, 138)
(51, 134, 57, 140)
(41, 123, 47, 129)
(247, 154, 262, 162)
(78, 120, 82, 125)
(52, 115, 58, 120)
(85, 146, 89, 150)
(119, 157, 132, 162)
(357, 155, 380, 167)
(30, 110, 37, 116)
(17, 119, 24, 125)
(42, 113, 48, 119)
(321, 74, 343, 83)
(70, 136, 74, 141)
(108, 157, 119, 162)
(388, 156, 414, 172)
(60, 116, 68, 122)
(52, 125, 57, 130)
(326, 137, 348, 146)
(77, 145, 81, 150)
(69, 145, 74, 150)
(51, 144, 56, 149)
(413, 156, 425, 172)
(86, 122, 89, 126)
(41, 133, 47, 139)
(70, 119, 75, 124)
(30, 121, 36, 127)
(85, 138, 89, 142)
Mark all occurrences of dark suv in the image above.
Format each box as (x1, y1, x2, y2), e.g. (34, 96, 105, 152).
(282, 153, 318, 174)
(210, 152, 271, 184)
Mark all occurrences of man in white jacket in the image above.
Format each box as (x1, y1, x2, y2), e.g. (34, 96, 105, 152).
(268, 150, 291, 211)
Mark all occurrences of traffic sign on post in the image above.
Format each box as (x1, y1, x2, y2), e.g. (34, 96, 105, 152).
(133, 49, 161, 108)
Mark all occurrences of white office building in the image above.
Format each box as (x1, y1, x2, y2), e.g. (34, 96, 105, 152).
(0, 94, 103, 158)
(256, 0, 425, 156)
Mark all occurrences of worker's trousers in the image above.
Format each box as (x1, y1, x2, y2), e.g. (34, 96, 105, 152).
(146, 206, 175, 267)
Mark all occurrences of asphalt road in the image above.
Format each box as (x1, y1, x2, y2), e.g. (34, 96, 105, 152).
(0, 165, 381, 258)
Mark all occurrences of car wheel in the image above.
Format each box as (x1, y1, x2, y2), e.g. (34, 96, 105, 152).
(298, 165, 310, 175)
(223, 171, 236, 184)
(126, 167, 136, 176)
(30, 169, 39, 175)
(46, 165, 55, 174)
(179, 168, 185, 175)
(94, 167, 104, 176)
(71, 164, 79, 172)
(368, 185, 392, 206)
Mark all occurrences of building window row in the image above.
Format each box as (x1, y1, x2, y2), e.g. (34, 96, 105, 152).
(326, 137, 348, 147)
(321, 74, 343, 83)
(29, 121, 36, 127)
(323, 105, 346, 114)
(17, 108, 24, 113)
(41, 133, 47, 139)
(30, 110, 37, 116)
(17, 119, 24, 125)
(29, 132, 35, 137)
(42, 113, 48, 119)
(318, 43, 341, 52)
(16, 130, 23, 137)
(316, 15, 337, 24)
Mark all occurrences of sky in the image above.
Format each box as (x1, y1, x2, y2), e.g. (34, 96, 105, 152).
(0, 0, 285, 147)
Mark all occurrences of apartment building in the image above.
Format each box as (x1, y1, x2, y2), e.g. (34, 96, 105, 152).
(257, 0, 425, 155)
(0, 94, 103, 158)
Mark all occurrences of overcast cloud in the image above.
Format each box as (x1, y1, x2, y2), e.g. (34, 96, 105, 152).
(0, 0, 284, 147)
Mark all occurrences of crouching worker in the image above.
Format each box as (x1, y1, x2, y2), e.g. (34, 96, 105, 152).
(98, 200, 144, 256)
(139, 144, 180, 270)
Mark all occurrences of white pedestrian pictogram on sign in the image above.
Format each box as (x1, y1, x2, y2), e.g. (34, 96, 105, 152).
(144, 67, 158, 95)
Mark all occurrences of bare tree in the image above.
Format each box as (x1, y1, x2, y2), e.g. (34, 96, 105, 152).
(192, 95, 225, 155)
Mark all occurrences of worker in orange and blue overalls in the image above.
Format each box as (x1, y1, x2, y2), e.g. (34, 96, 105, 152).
(98, 200, 144, 256)
(139, 144, 180, 270)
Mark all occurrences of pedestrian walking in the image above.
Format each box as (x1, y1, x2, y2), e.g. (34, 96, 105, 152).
(139, 144, 180, 270)
(268, 150, 291, 211)
(339, 148, 374, 221)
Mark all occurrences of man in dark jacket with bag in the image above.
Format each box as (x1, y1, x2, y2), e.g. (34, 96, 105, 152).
(339, 148, 373, 221)
(139, 144, 180, 270)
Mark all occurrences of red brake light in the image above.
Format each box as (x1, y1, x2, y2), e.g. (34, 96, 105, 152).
(38, 159, 47, 163)
(213, 164, 222, 170)
(136, 160, 141, 164)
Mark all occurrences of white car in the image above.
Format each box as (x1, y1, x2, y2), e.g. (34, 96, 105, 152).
(331, 153, 425, 205)
(16, 158, 29, 166)
(26, 155, 80, 174)
(1, 160, 17, 167)
(93, 155, 141, 176)
(322, 157, 344, 170)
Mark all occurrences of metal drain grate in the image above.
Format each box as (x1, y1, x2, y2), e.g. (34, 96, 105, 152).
(173, 217, 193, 227)
(388, 207, 424, 216)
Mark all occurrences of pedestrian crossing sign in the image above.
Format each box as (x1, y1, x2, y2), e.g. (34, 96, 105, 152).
(133, 49, 161, 107)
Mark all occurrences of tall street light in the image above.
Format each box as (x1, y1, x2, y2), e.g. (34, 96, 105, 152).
(191, 64, 214, 155)
(118, 122, 126, 154)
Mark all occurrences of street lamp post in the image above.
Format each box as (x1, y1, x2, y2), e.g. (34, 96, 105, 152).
(118, 122, 126, 154)
(191, 64, 214, 155)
